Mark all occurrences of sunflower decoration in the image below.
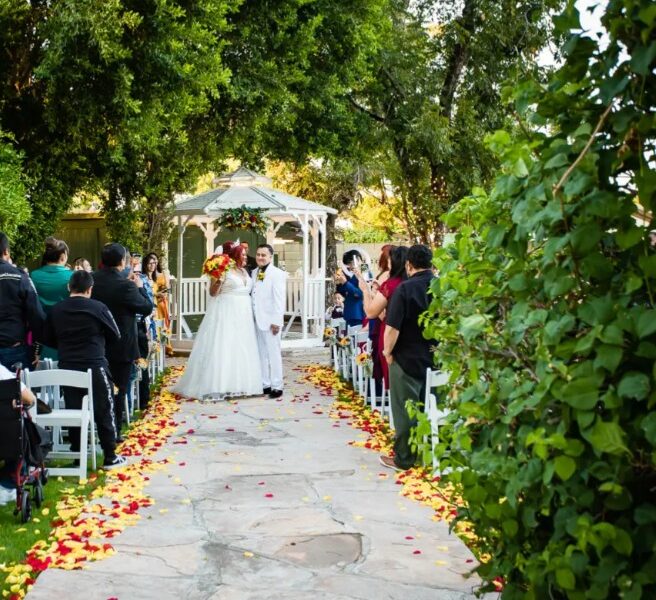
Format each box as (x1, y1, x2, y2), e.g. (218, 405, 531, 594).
(337, 336, 351, 353)
(323, 326, 337, 345)
(218, 205, 269, 236)
(355, 351, 374, 377)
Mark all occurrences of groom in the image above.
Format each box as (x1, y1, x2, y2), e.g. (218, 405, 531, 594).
(251, 244, 287, 398)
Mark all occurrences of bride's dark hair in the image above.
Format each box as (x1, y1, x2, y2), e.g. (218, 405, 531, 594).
(222, 241, 246, 265)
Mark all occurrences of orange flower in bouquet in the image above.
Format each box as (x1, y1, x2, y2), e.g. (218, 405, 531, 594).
(202, 254, 234, 281)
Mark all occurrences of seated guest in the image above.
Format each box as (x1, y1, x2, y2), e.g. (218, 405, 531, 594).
(92, 243, 153, 433)
(335, 250, 365, 327)
(0, 362, 36, 407)
(30, 237, 73, 360)
(43, 270, 127, 469)
(0, 232, 46, 370)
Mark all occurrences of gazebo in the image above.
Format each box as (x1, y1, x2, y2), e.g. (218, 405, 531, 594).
(170, 167, 337, 350)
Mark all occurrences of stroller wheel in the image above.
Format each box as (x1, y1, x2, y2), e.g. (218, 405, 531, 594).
(20, 489, 32, 523)
(34, 480, 44, 508)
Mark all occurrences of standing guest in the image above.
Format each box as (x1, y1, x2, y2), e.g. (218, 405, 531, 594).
(73, 257, 93, 272)
(241, 241, 258, 273)
(43, 271, 127, 469)
(91, 243, 153, 436)
(144, 252, 173, 357)
(30, 237, 73, 360)
(357, 246, 408, 388)
(335, 249, 365, 327)
(380, 244, 434, 471)
(0, 232, 45, 370)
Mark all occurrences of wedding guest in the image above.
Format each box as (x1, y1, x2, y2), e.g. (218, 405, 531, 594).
(335, 250, 365, 327)
(357, 245, 408, 388)
(241, 241, 258, 273)
(380, 244, 434, 471)
(43, 270, 127, 469)
(73, 257, 93, 272)
(0, 233, 45, 370)
(326, 292, 345, 320)
(92, 243, 153, 435)
(30, 237, 73, 360)
(144, 252, 173, 356)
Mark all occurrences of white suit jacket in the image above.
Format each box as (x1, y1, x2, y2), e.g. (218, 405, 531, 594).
(251, 264, 287, 331)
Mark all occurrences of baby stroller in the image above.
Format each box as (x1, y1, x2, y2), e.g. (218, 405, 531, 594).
(0, 365, 50, 523)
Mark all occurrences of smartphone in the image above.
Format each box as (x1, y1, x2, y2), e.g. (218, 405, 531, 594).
(133, 253, 142, 273)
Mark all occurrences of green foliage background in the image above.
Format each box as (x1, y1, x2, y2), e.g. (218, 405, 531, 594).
(0, 131, 29, 240)
(419, 1, 656, 597)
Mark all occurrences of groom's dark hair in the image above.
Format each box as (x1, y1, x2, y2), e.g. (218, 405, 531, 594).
(257, 244, 274, 255)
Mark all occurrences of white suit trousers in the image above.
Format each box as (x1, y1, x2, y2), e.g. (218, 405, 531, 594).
(256, 327, 283, 390)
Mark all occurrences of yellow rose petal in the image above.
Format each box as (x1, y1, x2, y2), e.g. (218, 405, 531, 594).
(243, 551, 254, 558)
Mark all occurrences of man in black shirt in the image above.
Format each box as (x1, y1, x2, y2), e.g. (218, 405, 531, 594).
(0, 232, 45, 370)
(381, 245, 435, 471)
(44, 270, 127, 469)
(91, 243, 153, 433)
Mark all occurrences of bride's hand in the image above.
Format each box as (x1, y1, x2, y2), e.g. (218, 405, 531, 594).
(209, 278, 222, 297)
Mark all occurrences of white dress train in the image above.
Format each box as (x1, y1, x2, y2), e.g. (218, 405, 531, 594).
(172, 269, 263, 399)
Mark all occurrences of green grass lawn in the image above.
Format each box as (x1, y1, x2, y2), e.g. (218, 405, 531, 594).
(0, 461, 106, 570)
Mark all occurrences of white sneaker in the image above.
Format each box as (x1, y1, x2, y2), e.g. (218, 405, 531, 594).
(103, 455, 128, 470)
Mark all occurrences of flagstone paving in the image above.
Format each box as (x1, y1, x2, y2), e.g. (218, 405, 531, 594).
(27, 350, 494, 600)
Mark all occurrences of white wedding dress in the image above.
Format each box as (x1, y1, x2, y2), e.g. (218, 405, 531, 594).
(172, 269, 263, 399)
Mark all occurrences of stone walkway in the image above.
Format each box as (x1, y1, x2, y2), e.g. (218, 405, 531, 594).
(28, 351, 490, 600)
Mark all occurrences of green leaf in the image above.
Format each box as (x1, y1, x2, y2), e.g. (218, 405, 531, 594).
(641, 413, 656, 445)
(559, 377, 599, 410)
(593, 345, 623, 373)
(637, 310, 656, 338)
(588, 420, 629, 456)
(459, 314, 487, 341)
(615, 227, 644, 249)
(612, 528, 633, 556)
(634, 504, 656, 525)
(618, 372, 650, 400)
(556, 567, 576, 590)
(554, 455, 576, 481)
(630, 41, 656, 76)
(544, 152, 569, 170)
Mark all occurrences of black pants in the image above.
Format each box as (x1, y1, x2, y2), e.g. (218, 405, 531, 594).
(62, 365, 117, 461)
(137, 320, 150, 407)
(108, 360, 132, 428)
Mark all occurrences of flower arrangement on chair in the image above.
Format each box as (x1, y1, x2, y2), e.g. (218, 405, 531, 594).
(217, 205, 269, 236)
(355, 351, 373, 377)
(323, 326, 337, 345)
(202, 253, 234, 281)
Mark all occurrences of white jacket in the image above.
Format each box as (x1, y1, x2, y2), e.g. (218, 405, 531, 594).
(251, 264, 287, 330)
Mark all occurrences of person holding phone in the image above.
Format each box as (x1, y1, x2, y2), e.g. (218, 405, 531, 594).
(334, 250, 365, 327)
(143, 252, 173, 356)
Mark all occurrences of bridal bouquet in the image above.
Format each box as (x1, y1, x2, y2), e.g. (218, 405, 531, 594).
(202, 254, 234, 281)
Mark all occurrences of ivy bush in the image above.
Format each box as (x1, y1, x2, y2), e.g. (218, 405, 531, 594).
(0, 132, 30, 240)
(420, 1, 655, 598)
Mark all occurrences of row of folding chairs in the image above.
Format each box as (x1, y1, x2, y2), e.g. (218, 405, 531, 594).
(330, 319, 451, 473)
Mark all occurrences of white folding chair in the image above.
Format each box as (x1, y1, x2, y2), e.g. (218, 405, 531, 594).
(329, 318, 346, 372)
(347, 326, 366, 386)
(26, 368, 96, 482)
(353, 338, 372, 400)
(424, 368, 450, 472)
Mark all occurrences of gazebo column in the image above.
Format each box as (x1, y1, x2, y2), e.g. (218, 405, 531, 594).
(175, 215, 186, 342)
(196, 219, 218, 258)
(301, 212, 309, 340)
(318, 214, 327, 336)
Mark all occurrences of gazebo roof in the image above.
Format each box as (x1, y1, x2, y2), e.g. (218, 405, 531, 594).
(174, 168, 337, 218)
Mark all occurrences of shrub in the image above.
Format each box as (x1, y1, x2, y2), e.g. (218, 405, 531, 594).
(420, 1, 655, 597)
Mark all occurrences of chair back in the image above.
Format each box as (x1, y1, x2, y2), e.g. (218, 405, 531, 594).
(25, 369, 93, 392)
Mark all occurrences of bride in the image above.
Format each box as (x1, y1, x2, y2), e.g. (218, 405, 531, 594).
(173, 241, 263, 399)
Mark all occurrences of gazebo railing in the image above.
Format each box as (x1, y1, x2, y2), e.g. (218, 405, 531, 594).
(172, 275, 325, 341)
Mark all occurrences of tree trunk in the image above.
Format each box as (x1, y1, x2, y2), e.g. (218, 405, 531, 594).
(325, 213, 338, 307)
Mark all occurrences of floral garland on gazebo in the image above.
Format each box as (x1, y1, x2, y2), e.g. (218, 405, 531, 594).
(217, 205, 269, 236)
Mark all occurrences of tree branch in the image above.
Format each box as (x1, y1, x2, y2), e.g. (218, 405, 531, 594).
(347, 95, 385, 123)
(552, 103, 613, 197)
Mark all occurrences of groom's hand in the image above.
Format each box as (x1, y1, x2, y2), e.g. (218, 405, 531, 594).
(270, 324, 280, 335)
